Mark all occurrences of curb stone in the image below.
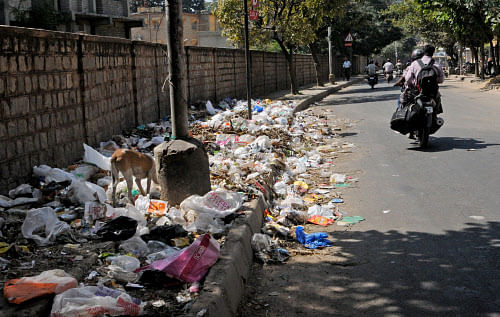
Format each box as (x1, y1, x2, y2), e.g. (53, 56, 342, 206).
(292, 77, 365, 114)
(188, 198, 265, 317)
(187, 77, 363, 317)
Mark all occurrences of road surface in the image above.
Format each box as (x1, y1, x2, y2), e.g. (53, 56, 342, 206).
(241, 78, 500, 316)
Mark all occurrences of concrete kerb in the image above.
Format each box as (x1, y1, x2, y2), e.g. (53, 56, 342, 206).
(187, 77, 363, 317)
(292, 77, 364, 114)
(188, 198, 265, 317)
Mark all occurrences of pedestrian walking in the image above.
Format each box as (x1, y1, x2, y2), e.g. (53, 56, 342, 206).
(343, 57, 351, 81)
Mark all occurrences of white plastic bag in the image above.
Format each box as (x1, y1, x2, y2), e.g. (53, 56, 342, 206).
(119, 236, 149, 257)
(33, 165, 74, 183)
(185, 213, 226, 233)
(110, 255, 141, 272)
(180, 190, 243, 218)
(69, 179, 106, 204)
(21, 207, 70, 246)
(330, 173, 346, 183)
(307, 205, 334, 217)
(71, 164, 98, 181)
(206, 100, 216, 115)
(83, 143, 111, 171)
(50, 286, 144, 317)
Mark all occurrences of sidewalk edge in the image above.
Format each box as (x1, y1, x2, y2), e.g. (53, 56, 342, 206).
(292, 77, 364, 114)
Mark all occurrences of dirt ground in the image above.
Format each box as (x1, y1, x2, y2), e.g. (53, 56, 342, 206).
(239, 107, 364, 317)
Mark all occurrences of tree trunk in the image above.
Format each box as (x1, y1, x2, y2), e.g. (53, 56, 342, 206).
(276, 39, 299, 94)
(471, 46, 479, 77)
(309, 43, 323, 87)
(445, 44, 457, 70)
(491, 40, 498, 75)
(480, 45, 486, 79)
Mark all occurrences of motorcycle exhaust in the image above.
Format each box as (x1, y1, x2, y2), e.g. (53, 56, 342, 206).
(436, 117, 444, 126)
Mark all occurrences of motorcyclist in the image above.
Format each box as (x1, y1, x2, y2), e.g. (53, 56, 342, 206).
(383, 59, 394, 79)
(395, 59, 403, 75)
(365, 60, 378, 82)
(405, 44, 445, 114)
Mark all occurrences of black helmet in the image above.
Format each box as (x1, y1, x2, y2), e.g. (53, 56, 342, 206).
(369, 60, 374, 64)
(411, 49, 424, 61)
(387, 58, 391, 62)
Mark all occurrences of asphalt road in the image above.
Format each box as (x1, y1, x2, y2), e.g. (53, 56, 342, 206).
(313, 78, 500, 316)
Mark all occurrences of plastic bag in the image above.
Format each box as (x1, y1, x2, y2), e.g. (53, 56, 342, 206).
(307, 205, 334, 218)
(83, 143, 111, 171)
(251, 233, 289, 264)
(185, 213, 225, 233)
(69, 179, 106, 204)
(4, 269, 77, 304)
(96, 216, 137, 241)
(137, 234, 220, 283)
(84, 202, 107, 224)
(106, 204, 146, 227)
(119, 236, 149, 257)
(71, 164, 98, 181)
(307, 215, 334, 226)
(330, 173, 346, 184)
(8, 184, 40, 199)
(33, 165, 74, 183)
(206, 100, 216, 115)
(180, 190, 243, 218)
(50, 285, 144, 317)
(110, 255, 141, 272)
(295, 226, 332, 249)
(21, 207, 70, 246)
(141, 224, 188, 245)
(100, 140, 120, 156)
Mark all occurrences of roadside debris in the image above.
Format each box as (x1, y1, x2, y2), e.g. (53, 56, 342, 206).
(0, 96, 360, 315)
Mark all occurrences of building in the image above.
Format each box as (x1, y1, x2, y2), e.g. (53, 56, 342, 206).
(0, 0, 142, 38)
(130, 7, 232, 48)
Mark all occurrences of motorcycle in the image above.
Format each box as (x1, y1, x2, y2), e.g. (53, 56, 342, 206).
(390, 93, 444, 148)
(367, 74, 377, 89)
(386, 71, 394, 83)
(411, 95, 444, 148)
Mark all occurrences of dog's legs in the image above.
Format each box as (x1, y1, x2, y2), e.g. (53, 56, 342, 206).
(136, 177, 146, 196)
(123, 170, 135, 203)
(146, 170, 153, 195)
(111, 165, 119, 207)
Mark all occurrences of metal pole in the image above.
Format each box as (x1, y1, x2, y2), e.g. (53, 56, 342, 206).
(243, 0, 252, 119)
(166, 0, 189, 138)
(394, 42, 398, 61)
(328, 27, 335, 84)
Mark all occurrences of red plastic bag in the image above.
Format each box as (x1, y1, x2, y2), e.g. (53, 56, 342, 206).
(136, 234, 220, 283)
(4, 269, 77, 304)
(307, 215, 334, 226)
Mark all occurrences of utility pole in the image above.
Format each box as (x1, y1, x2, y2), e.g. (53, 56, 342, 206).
(243, 0, 252, 119)
(328, 27, 335, 84)
(155, 0, 211, 205)
(394, 42, 398, 61)
(165, 0, 188, 138)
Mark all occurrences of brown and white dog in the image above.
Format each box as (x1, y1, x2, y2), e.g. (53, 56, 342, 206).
(111, 149, 158, 206)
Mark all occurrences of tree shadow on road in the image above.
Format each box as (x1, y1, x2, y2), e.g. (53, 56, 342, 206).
(408, 137, 500, 152)
(242, 222, 500, 316)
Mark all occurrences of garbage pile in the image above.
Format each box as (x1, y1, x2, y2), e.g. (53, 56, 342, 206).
(0, 97, 363, 316)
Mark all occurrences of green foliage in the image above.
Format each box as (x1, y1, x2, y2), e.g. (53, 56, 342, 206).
(183, 0, 206, 13)
(328, 0, 404, 56)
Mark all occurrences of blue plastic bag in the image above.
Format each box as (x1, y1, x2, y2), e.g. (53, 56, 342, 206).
(296, 226, 332, 249)
(253, 105, 264, 113)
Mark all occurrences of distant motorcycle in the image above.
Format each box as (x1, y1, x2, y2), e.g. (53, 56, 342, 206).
(386, 71, 394, 83)
(367, 74, 377, 89)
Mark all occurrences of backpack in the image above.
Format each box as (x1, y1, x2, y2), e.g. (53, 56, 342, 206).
(417, 59, 439, 97)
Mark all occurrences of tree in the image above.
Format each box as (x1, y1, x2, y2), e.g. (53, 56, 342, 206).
(130, 1, 165, 13)
(183, 0, 205, 13)
(130, 0, 205, 13)
(216, 0, 344, 94)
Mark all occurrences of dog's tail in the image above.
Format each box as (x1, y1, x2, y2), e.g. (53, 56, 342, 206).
(110, 155, 121, 184)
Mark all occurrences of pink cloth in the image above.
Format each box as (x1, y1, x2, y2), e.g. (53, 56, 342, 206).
(404, 56, 445, 88)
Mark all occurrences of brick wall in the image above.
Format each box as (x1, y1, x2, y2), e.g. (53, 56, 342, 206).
(0, 25, 358, 195)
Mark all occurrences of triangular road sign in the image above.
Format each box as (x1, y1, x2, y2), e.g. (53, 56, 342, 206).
(345, 32, 353, 42)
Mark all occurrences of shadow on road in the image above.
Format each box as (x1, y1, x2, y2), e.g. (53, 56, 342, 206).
(408, 137, 500, 152)
(242, 222, 500, 316)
